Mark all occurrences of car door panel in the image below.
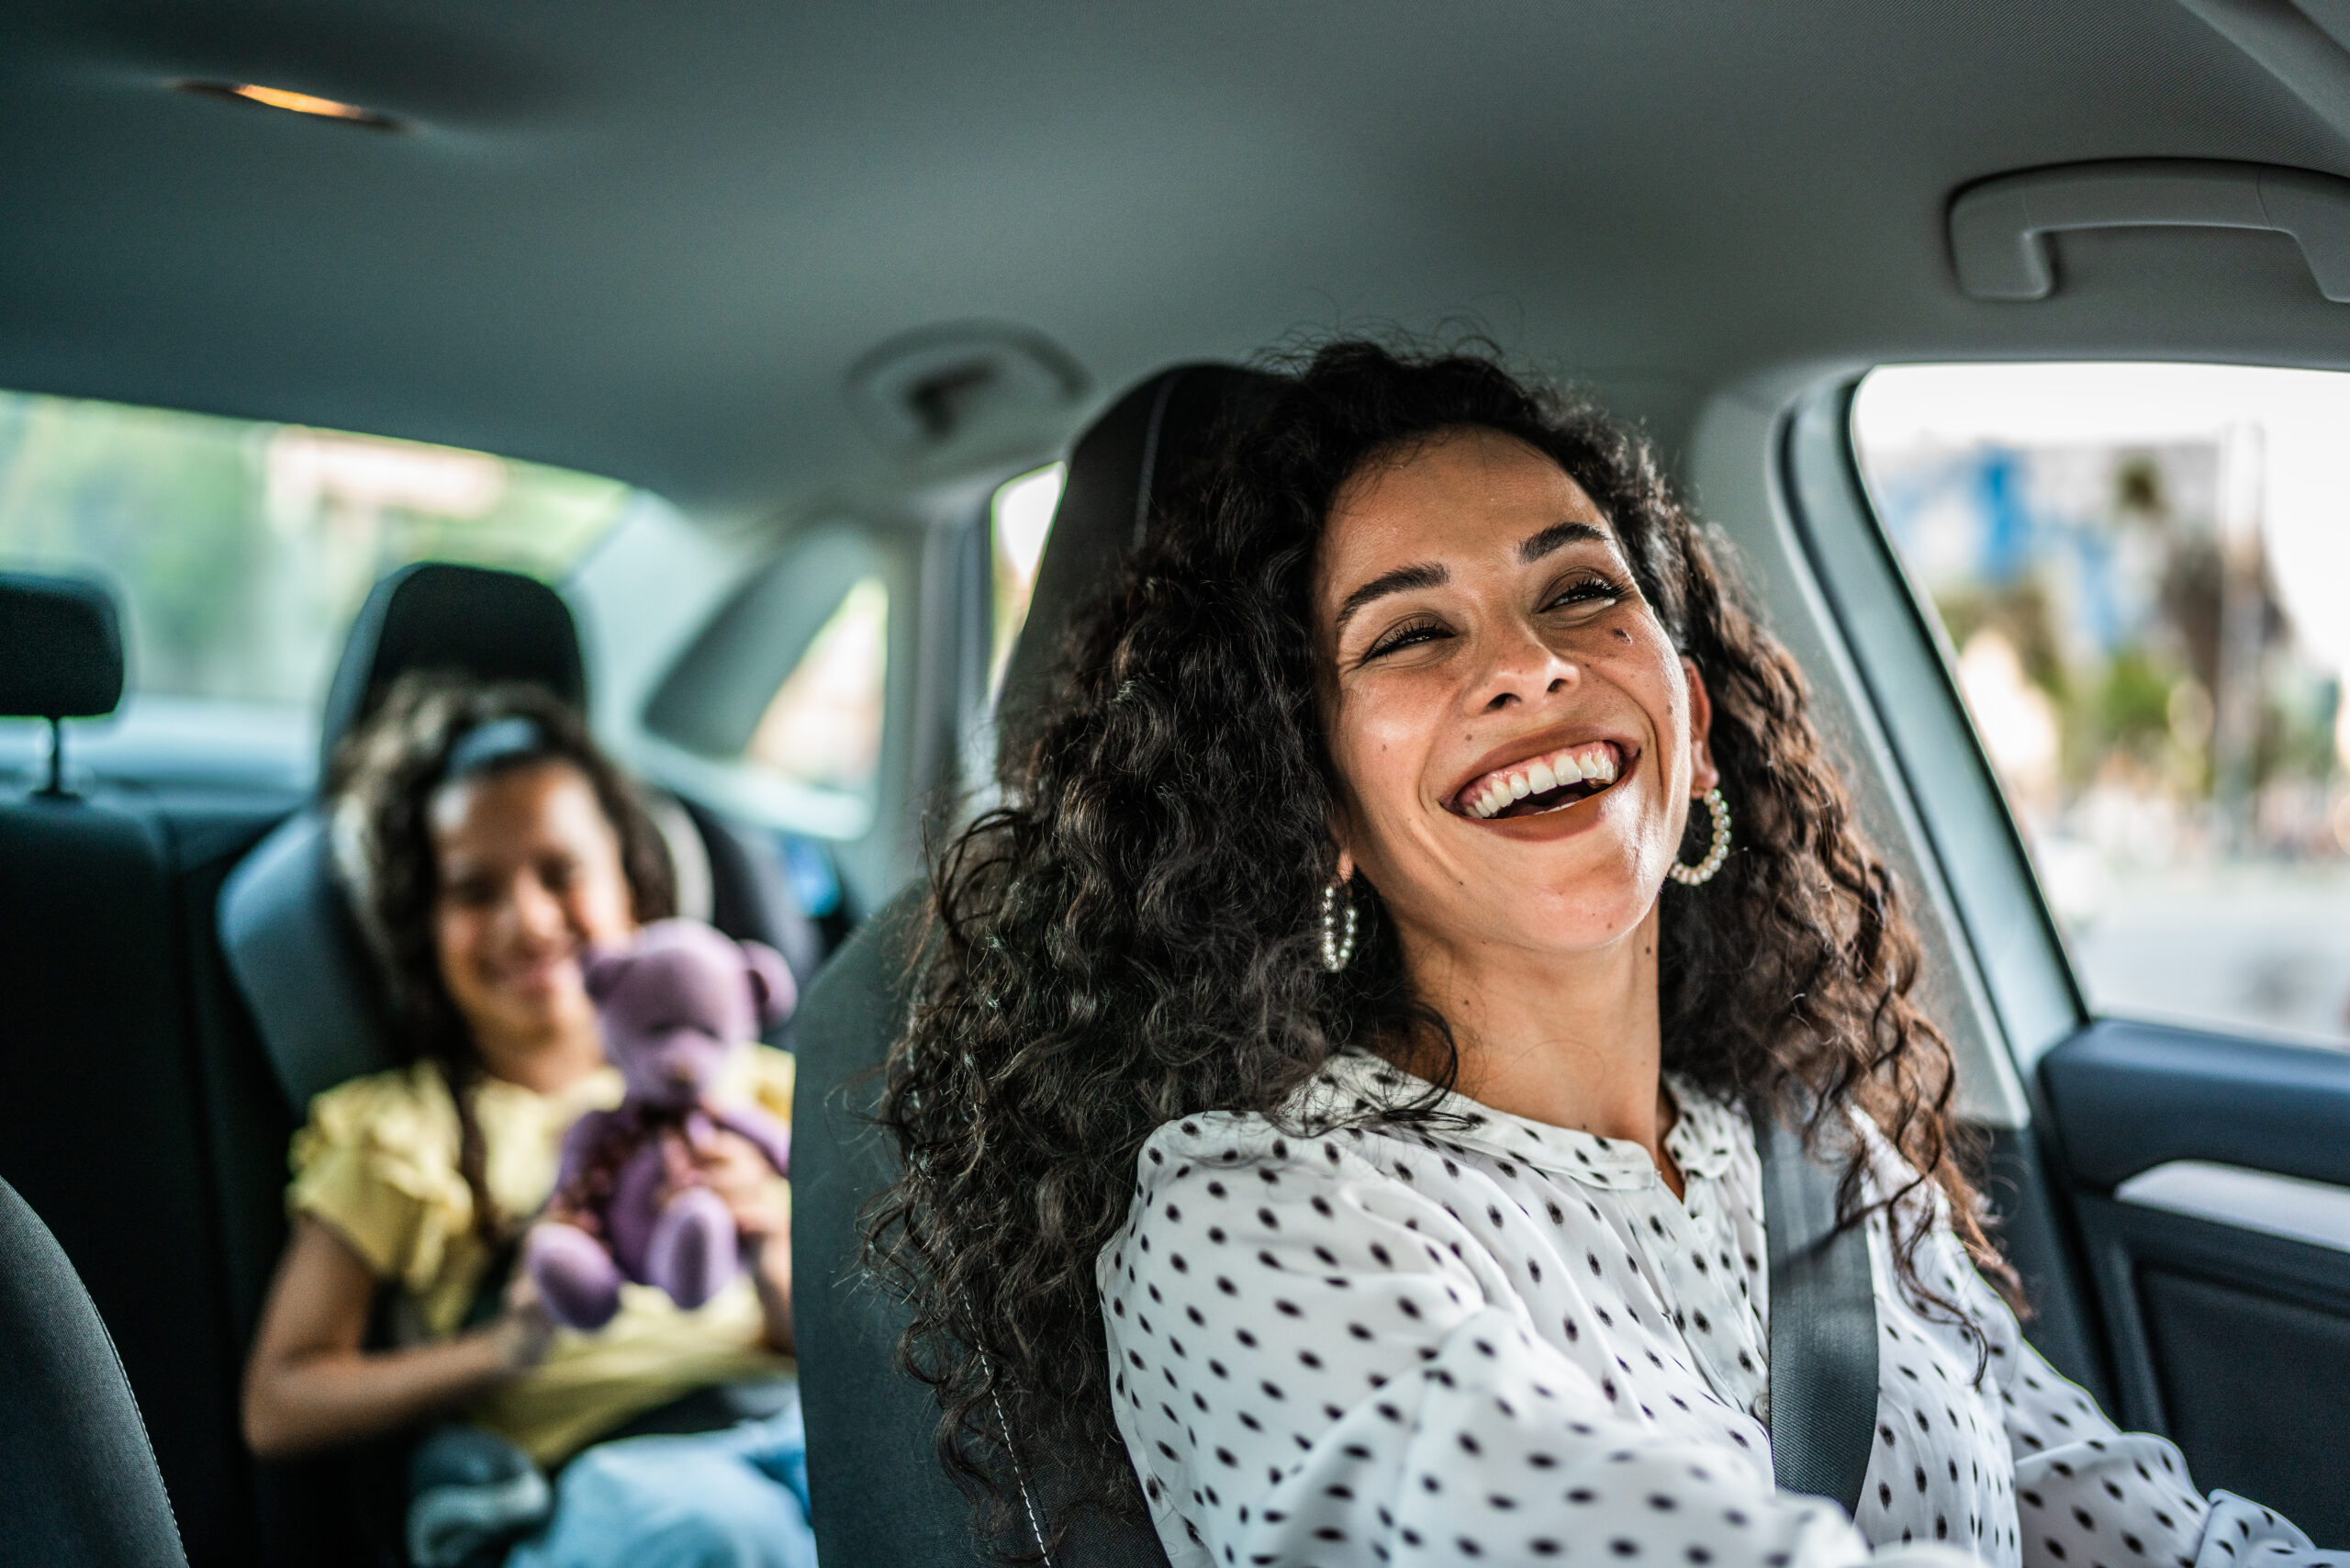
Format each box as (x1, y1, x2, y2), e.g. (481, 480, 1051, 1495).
(2041, 1020, 2350, 1540)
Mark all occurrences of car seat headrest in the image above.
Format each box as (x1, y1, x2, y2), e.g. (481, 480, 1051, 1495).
(318, 562, 585, 778)
(0, 573, 124, 721)
(993, 364, 1273, 751)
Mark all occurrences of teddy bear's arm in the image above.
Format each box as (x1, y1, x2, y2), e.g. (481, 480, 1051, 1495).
(545, 1107, 626, 1218)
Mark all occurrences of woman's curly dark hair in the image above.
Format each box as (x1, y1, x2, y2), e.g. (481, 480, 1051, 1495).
(330, 674, 676, 1240)
(867, 341, 2010, 1552)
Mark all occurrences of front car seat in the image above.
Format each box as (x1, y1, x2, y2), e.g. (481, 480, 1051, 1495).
(791, 364, 1268, 1568)
(0, 574, 188, 1568)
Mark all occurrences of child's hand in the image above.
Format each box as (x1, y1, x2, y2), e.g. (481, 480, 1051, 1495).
(492, 1259, 558, 1371)
(692, 1129, 790, 1245)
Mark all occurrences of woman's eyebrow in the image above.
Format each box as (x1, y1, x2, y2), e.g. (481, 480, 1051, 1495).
(1333, 562, 1448, 637)
(1519, 520, 1612, 563)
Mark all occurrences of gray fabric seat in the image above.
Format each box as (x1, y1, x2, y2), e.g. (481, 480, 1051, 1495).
(0, 574, 191, 1568)
(791, 364, 1267, 1568)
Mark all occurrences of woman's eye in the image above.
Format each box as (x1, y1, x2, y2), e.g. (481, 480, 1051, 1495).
(1362, 618, 1450, 661)
(1542, 575, 1626, 615)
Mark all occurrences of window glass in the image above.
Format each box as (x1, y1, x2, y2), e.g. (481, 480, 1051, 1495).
(1852, 364, 2350, 1046)
(990, 463, 1064, 698)
(0, 388, 632, 708)
(745, 577, 889, 794)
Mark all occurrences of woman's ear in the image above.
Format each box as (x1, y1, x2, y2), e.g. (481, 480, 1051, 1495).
(1682, 656, 1720, 796)
(1327, 806, 1357, 886)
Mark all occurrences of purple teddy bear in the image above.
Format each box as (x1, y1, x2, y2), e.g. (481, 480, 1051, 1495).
(524, 919, 796, 1331)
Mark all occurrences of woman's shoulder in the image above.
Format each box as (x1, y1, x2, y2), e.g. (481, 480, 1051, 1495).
(1130, 1054, 1413, 1173)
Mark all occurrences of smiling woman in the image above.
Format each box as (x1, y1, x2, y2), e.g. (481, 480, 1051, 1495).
(869, 342, 2330, 1568)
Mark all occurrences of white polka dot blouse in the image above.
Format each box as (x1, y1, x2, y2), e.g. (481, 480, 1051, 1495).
(1098, 1050, 2328, 1568)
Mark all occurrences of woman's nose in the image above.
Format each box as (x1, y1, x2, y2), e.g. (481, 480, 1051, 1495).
(1468, 622, 1579, 712)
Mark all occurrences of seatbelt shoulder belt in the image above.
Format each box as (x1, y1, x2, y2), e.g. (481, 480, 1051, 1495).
(1748, 1094, 1879, 1517)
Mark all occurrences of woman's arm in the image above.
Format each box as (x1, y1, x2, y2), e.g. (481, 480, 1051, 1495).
(241, 1215, 553, 1461)
(1994, 1335, 2328, 1568)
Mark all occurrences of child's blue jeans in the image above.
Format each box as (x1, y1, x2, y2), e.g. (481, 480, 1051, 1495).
(503, 1399, 816, 1568)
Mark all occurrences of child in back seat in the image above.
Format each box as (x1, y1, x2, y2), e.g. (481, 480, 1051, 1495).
(240, 675, 816, 1568)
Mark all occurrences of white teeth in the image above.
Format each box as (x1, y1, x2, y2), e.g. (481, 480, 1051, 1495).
(1461, 745, 1621, 819)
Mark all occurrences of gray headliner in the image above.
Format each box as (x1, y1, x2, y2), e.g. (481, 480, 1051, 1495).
(6, 1, 2350, 515)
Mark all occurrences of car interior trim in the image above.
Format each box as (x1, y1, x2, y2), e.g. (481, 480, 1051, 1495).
(1949, 159, 2350, 302)
(2117, 1159, 2350, 1257)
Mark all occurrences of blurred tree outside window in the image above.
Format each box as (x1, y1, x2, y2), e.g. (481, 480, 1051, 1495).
(0, 388, 632, 711)
(1853, 364, 2350, 1047)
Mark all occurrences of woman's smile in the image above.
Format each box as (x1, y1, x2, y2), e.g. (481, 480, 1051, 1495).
(1449, 735, 1633, 821)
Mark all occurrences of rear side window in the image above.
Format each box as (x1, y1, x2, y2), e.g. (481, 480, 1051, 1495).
(1852, 364, 2350, 1046)
(0, 389, 633, 711)
(746, 576, 890, 795)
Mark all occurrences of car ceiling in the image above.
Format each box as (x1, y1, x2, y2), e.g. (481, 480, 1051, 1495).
(5, 1, 2349, 519)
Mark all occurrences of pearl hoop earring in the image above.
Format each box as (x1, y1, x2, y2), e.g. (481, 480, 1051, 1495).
(1320, 878, 1359, 972)
(1668, 787, 1732, 887)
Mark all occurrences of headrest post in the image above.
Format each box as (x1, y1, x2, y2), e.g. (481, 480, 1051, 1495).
(38, 716, 66, 799)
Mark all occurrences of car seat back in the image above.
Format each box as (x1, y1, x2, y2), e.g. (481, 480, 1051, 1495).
(792, 364, 1268, 1567)
(0, 575, 207, 1566)
(0, 1175, 188, 1568)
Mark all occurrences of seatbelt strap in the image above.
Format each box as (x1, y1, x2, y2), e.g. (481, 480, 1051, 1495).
(1750, 1095, 1879, 1516)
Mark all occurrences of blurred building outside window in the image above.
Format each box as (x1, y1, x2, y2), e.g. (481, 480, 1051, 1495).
(1852, 363, 2350, 1047)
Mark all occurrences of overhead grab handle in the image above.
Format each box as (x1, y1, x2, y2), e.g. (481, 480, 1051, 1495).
(1948, 158, 2350, 302)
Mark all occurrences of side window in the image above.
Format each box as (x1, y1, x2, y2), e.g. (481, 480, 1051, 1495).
(640, 522, 897, 840)
(746, 577, 890, 794)
(1852, 364, 2350, 1047)
(988, 462, 1064, 698)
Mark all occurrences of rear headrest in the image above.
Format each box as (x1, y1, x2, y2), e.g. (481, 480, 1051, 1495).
(318, 562, 584, 778)
(0, 573, 124, 720)
(993, 364, 1273, 749)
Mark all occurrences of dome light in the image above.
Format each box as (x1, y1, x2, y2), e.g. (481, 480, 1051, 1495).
(176, 81, 400, 130)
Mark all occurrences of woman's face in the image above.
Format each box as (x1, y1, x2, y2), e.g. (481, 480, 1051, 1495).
(430, 758, 637, 1050)
(1314, 427, 1717, 969)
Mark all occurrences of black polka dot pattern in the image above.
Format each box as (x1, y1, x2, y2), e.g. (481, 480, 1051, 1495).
(1097, 1052, 2323, 1568)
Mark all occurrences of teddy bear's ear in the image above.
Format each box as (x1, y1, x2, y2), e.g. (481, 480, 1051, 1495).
(583, 947, 635, 1003)
(740, 941, 796, 1026)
